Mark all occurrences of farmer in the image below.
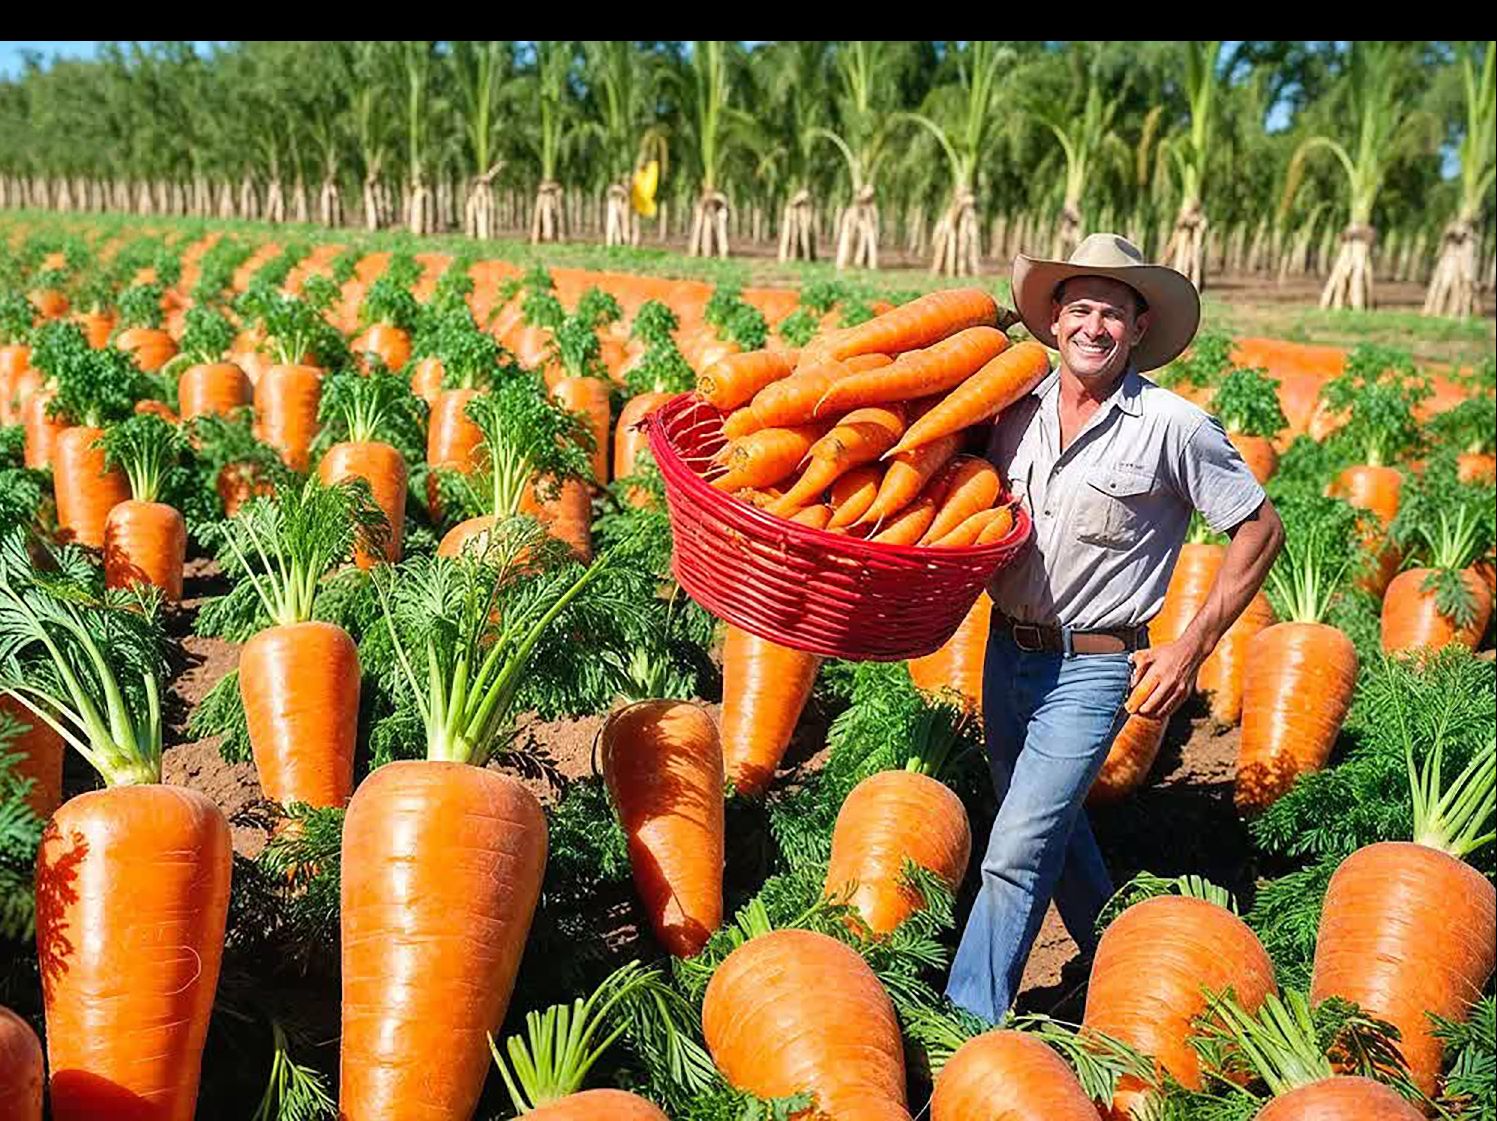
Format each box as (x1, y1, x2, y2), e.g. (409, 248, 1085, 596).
(945, 233, 1284, 1022)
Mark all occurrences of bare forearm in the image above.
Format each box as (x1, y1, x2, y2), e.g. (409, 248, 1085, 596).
(1181, 499, 1284, 657)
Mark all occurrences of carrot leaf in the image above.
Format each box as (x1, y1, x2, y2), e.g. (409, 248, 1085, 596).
(174, 304, 238, 366)
(776, 307, 818, 349)
(1264, 494, 1361, 624)
(625, 339, 695, 398)
(0, 291, 35, 345)
(313, 367, 426, 458)
(250, 1019, 336, 1121)
(630, 299, 679, 346)
(464, 369, 595, 517)
(1321, 347, 1429, 468)
(0, 711, 45, 940)
(1431, 997, 1496, 1121)
(1159, 330, 1234, 392)
(101, 412, 187, 504)
(1097, 871, 1238, 936)
(0, 531, 166, 787)
(1211, 366, 1287, 439)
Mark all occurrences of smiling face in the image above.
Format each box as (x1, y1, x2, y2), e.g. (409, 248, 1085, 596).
(1050, 275, 1151, 387)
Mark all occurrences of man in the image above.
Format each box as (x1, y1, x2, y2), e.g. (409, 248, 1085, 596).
(945, 233, 1284, 1023)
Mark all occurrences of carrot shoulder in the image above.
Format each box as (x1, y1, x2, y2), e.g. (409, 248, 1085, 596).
(889, 340, 1051, 455)
(697, 350, 794, 410)
(814, 327, 1010, 418)
(818, 287, 999, 363)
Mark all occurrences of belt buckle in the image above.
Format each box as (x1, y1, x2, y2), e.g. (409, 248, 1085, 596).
(1012, 623, 1043, 652)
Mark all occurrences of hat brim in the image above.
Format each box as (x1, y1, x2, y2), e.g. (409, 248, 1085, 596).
(1011, 254, 1201, 373)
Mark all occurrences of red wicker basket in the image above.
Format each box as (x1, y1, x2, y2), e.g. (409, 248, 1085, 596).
(644, 393, 1032, 660)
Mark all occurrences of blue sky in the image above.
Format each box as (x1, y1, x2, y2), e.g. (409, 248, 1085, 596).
(0, 41, 218, 78)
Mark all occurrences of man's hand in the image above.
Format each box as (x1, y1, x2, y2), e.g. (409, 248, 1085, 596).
(1127, 638, 1208, 720)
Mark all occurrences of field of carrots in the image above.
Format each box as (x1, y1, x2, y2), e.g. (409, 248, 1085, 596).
(0, 214, 1493, 1121)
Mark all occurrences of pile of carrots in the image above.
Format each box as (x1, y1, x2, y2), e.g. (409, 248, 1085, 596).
(697, 289, 1051, 546)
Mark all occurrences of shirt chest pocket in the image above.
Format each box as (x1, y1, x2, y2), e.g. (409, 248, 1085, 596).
(1076, 466, 1158, 548)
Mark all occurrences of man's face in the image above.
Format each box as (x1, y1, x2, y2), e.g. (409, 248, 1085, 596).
(1050, 276, 1150, 385)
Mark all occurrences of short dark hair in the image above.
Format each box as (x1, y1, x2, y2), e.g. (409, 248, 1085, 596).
(1053, 277, 1148, 317)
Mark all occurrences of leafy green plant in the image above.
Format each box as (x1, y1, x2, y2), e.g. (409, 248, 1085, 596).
(1160, 330, 1234, 392)
(250, 1020, 336, 1121)
(313, 368, 427, 464)
(173, 304, 238, 367)
(1433, 996, 1495, 1121)
(101, 413, 187, 505)
(0, 291, 35, 345)
(625, 340, 694, 399)
(115, 282, 165, 331)
(630, 299, 679, 346)
(1321, 346, 1430, 468)
(776, 307, 818, 348)
(1211, 367, 1288, 439)
(0, 708, 45, 940)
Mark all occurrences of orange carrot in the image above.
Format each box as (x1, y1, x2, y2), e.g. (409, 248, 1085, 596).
(918, 457, 1002, 541)
(255, 363, 323, 472)
(600, 701, 724, 957)
(888, 340, 1050, 455)
(719, 626, 820, 797)
(908, 591, 992, 711)
(178, 362, 252, 422)
(0, 1005, 42, 1121)
(410, 356, 446, 407)
(1256, 1077, 1423, 1120)
(713, 425, 823, 492)
(1083, 893, 1276, 1113)
(553, 375, 611, 485)
(721, 405, 762, 439)
(697, 350, 794, 410)
(319, 442, 408, 567)
(823, 770, 971, 935)
(0, 695, 63, 819)
(1197, 590, 1274, 726)
(1380, 567, 1492, 654)
(1311, 841, 1496, 1096)
(115, 326, 178, 374)
(933, 1030, 1099, 1121)
(240, 622, 360, 808)
(526, 1091, 669, 1121)
(52, 426, 130, 549)
(1086, 713, 1167, 807)
(39, 786, 231, 1121)
(21, 384, 61, 469)
(1228, 431, 1278, 484)
(520, 476, 594, 562)
(613, 391, 671, 490)
(788, 504, 833, 529)
(813, 287, 999, 364)
(827, 464, 884, 529)
(426, 387, 486, 512)
(1237, 622, 1358, 812)
(869, 495, 937, 545)
(103, 500, 187, 601)
(928, 505, 1005, 548)
(770, 406, 904, 512)
(859, 434, 963, 525)
(1148, 542, 1223, 648)
(702, 930, 908, 1119)
(813, 327, 1010, 418)
(340, 761, 547, 1121)
(974, 505, 1017, 545)
(353, 322, 412, 373)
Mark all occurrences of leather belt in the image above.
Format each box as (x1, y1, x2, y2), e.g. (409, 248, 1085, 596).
(993, 611, 1150, 655)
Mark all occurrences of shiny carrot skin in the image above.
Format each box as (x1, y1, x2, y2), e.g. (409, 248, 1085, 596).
(340, 761, 547, 1121)
(601, 701, 724, 957)
(239, 621, 360, 808)
(526, 1090, 670, 1120)
(255, 363, 323, 472)
(1086, 712, 1167, 807)
(553, 375, 611, 486)
(813, 327, 1009, 418)
(814, 287, 999, 364)
(927, 505, 1005, 548)
(1256, 1077, 1424, 1120)
(52, 426, 130, 549)
(1198, 590, 1274, 725)
(823, 770, 971, 935)
(713, 425, 823, 492)
(38, 786, 231, 1121)
(103, 499, 187, 602)
(1380, 567, 1491, 654)
(868, 495, 937, 545)
(918, 457, 1001, 541)
(319, 441, 408, 567)
(0, 1005, 42, 1121)
(178, 362, 252, 422)
(697, 350, 794, 410)
(0, 696, 63, 819)
(719, 626, 820, 797)
(703, 930, 909, 1120)
(788, 503, 833, 529)
(933, 1030, 1099, 1121)
(859, 434, 963, 525)
(908, 591, 992, 711)
(827, 464, 884, 529)
(888, 340, 1050, 455)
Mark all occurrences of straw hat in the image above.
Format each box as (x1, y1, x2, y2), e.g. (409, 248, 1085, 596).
(1011, 233, 1200, 372)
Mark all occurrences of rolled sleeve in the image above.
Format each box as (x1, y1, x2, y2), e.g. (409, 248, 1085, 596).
(1178, 416, 1266, 533)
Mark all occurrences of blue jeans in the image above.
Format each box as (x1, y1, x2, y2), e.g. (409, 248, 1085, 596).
(944, 630, 1132, 1024)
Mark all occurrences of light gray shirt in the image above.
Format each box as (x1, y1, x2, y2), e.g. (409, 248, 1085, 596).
(986, 366, 1266, 631)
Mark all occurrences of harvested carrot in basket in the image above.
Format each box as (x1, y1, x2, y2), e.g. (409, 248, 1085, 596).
(859, 434, 962, 524)
(712, 425, 823, 491)
(697, 351, 794, 410)
(867, 495, 937, 545)
(788, 504, 833, 529)
(827, 464, 884, 529)
(810, 287, 999, 365)
(928, 505, 1006, 548)
(813, 327, 1009, 418)
(743, 352, 890, 431)
(889, 340, 1052, 455)
(976, 504, 1017, 544)
(770, 405, 905, 513)
(922, 457, 1002, 541)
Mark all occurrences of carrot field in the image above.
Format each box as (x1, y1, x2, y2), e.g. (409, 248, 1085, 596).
(0, 185, 1493, 1121)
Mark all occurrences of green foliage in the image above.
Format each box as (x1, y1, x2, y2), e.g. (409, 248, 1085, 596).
(0, 710, 45, 940)
(555, 313, 607, 380)
(576, 286, 623, 329)
(1211, 366, 1288, 438)
(461, 369, 595, 516)
(116, 281, 164, 330)
(178, 412, 294, 542)
(191, 236, 253, 306)
(0, 468, 48, 539)
(704, 286, 768, 351)
(1161, 330, 1234, 391)
(254, 290, 349, 369)
(1263, 493, 1362, 623)
(775, 307, 818, 348)
(1430, 397, 1496, 456)
(630, 299, 679, 346)
(314, 367, 426, 461)
(256, 804, 346, 966)
(1097, 872, 1238, 936)
(187, 671, 252, 763)
(799, 280, 851, 316)
(250, 1020, 336, 1121)
(1321, 346, 1430, 467)
(0, 291, 35, 344)
(358, 274, 421, 334)
(101, 412, 187, 503)
(1433, 997, 1495, 1121)
(625, 340, 694, 398)
(522, 290, 565, 331)
(177, 304, 238, 363)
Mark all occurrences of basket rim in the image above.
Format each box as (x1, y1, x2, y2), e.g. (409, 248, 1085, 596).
(644, 391, 1032, 562)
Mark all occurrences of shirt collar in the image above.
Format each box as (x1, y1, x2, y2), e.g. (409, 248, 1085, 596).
(1034, 364, 1144, 418)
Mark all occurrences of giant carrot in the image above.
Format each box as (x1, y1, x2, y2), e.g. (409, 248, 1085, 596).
(100, 415, 181, 582)
(1087, 713, 1167, 807)
(0, 696, 63, 819)
(525, 1091, 668, 1120)
(225, 478, 386, 809)
(0, 539, 231, 1121)
(426, 387, 485, 511)
(178, 363, 252, 421)
(740, 352, 891, 431)
(115, 326, 178, 374)
(703, 929, 910, 1120)
(316, 369, 417, 567)
(824, 763, 971, 935)
(1197, 589, 1274, 726)
(1380, 506, 1493, 655)
(614, 391, 670, 489)
(0, 1005, 42, 1121)
(697, 349, 794, 410)
(1257, 1078, 1422, 1120)
(256, 363, 323, 472)
(908, 591, 991, 711)
(1211, 365, 1288, 484)
(889, 340, 1050, 455)
(810, 287, 999, 365)
(1238, 519, 1359, 812)
(554, 375, 611, 485)
(814, 326, 1010, 417)
(719, 626, 820, 797)
(342, 542, 609, 1120)
(1082, 883, 1275, 1115)
(600, 701, 724, 957)
(932, 1030, 1099, 1121)
(1329, 464, 1403, 596)
(21, 387, 62, 470)
(1309, 690, 1497, 1095)
(52, 426, 131, 549)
